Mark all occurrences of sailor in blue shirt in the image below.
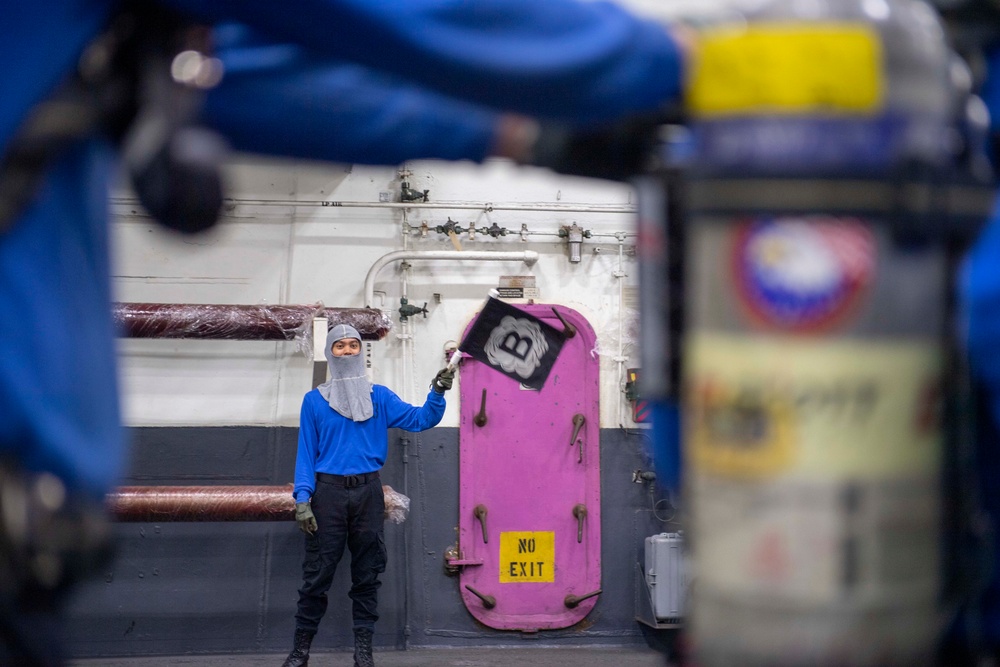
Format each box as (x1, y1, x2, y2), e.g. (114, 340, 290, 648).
(287, 324, 452, 667)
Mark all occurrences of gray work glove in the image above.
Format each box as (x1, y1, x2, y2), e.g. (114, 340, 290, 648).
(295, 502, 318, 535)
(432, 367, 455, 393)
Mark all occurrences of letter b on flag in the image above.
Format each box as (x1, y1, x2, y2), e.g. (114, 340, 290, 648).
(460, 298, 566, 390)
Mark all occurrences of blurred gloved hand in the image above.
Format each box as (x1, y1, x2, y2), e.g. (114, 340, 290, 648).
(432, 367, 455, 393)
(492, 106, 683, 183)
(527, 112, 669, 182)
(295, 502, 317, 535)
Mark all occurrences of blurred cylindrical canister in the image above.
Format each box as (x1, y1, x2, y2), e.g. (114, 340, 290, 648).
(686, 215, 946, 666)
(642, 1, 995, 665)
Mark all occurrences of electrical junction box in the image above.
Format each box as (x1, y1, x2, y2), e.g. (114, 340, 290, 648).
(645, 532, 686, 622)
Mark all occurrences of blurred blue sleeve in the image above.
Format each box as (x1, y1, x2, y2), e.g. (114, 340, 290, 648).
(649, 400, 681, 496)
(960, 185, 1000, 652)
(203, 26, 501, 163)
(963, 44, 1000, 427)
(949, 42, 1000, 656)
(963, 204, 1000, 427)
(163, 0, 684, 125)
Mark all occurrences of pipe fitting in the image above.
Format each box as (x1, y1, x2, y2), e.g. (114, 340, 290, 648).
(559, 223, 591, 263)
(400, 181, 429, 203)
(364, 250, 539, 308)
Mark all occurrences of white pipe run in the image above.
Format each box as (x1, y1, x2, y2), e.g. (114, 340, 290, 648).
(223, 199, 635, 214)
(364, 250, 539, 308)
(110, 197, 635, 215)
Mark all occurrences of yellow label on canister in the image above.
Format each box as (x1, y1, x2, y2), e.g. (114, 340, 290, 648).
(499, 531, 555, 583)
(688, 23, 884, 116)
(686, 333, 941, 478)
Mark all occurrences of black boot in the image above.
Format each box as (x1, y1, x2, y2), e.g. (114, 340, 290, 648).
(353, 627, 374, 667)
(281, 628, 314, 667)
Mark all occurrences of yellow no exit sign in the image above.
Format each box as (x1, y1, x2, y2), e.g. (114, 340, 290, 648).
(499, 531, 555, 583)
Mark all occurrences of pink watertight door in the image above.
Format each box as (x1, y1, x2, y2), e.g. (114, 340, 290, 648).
(456, 305, 601, 631)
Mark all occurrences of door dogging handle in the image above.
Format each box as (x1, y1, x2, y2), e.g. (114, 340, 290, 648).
(465, 585, 496, 609)
(569, 413, 585, 446)
(570, 413, 586, 462)
(573, 504, 587, 543)
(564, 589, 602, 608)
(474, 389, 488, 427)
(551, 307, 577, 338)
(474, 504, 489, 544)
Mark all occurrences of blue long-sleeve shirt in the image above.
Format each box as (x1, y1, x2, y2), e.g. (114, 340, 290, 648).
(293, 386, 444, 503)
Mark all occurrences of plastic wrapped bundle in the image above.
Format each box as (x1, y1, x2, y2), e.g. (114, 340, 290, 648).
(382, 485, 410, 524)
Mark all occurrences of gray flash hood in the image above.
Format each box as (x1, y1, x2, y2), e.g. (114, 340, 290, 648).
(316, 324, 373, 422)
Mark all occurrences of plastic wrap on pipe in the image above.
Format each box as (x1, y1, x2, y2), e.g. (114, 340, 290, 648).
(114, 303, 392, 348)
(108, 485, 295, 522)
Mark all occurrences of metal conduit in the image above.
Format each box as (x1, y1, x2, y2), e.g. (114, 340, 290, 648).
(114, 303, 392, 340)
(108, 485, 295, 522)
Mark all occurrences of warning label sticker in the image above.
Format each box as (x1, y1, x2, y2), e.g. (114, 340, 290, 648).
(499, 531, 555, 583)
(685, 333, 942, 478)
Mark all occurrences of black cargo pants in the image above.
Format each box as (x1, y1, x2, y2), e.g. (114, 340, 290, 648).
(294, 471, 386, 633)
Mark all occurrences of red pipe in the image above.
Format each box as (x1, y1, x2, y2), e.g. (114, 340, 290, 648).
(108, 485, 295, 522)
(114, 303, 391, 341)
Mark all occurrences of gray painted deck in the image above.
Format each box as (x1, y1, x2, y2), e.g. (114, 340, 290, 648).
(70, 646, 671, 666)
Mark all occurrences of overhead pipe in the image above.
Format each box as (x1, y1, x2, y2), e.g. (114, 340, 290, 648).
(107, 485, 295, 522)
(111, 196, 635, 215)
(115, 303, 391, 341)
(364, 250, 538, 308)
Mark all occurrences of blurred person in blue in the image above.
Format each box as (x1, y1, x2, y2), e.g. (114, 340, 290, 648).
(287, 324, 453, 667)
(1, 1, 688, 664)
(957, 36, 1000, 663)
(869, 1, 1000, 660)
